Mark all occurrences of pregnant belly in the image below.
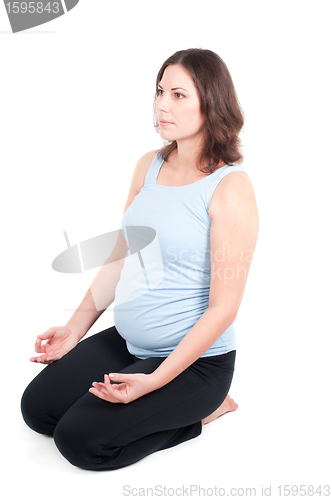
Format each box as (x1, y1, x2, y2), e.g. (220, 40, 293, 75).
(113, 290, 208, 351)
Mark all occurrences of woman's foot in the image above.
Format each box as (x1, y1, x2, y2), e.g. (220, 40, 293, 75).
(201, 395, 238, 425)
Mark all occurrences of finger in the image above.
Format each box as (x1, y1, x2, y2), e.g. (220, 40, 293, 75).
(34, 339, 46, 353)
(35, 346, 63, 363)
(90, 384, 104, 395)
(104, 374, 114, 395)
(36, 355, 49, 364)
(104, 373, 119, 388)
(107, 383, 128, 401)
(38, 351, 57, 364)
(89, 387, 119, 403)
(104, 374, 125, 393)
(101, 376, 126, 400)
(108, 372, 132, 384)
(89, 387, 106, 400)
(110, 382, 127, 392)
(108, 373, 132, 395)
(91, 382, 108, 395)
(37, 328, 56, 341)
(30, 355, 52, 364)
(30, 354, 43, 363)
(91, 381, 105, 389)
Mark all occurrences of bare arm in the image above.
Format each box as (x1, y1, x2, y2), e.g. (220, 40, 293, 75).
(66, 150, 158, 339)
(65, 236, 127, 340)
(31, 151, 157, 362)
(151, 171, 259, 388)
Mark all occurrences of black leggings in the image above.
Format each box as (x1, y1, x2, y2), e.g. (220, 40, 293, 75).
(21, 326, 236, 471)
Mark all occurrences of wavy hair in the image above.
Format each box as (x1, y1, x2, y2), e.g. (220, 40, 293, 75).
(153, 48, 244, 173)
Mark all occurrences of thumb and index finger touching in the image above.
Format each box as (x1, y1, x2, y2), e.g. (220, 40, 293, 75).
(30, 328, 57, 363)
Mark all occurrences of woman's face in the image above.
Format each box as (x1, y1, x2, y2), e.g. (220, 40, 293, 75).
(156, 64, 205, 145)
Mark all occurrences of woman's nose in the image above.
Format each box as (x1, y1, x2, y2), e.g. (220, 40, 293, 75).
(156, 94, 170, 112)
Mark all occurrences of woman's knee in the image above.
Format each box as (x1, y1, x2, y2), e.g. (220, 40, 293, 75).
(53, 415, 110, 470)
(53, 396, 129, 471)
(21, 381, 56, 436)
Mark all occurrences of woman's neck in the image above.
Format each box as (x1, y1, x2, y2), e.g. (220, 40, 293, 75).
(173, 137, 204, 172)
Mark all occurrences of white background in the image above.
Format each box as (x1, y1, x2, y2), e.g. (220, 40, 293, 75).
(1, 1, 331, 498)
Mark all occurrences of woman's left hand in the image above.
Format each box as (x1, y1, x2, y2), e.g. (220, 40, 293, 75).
(89, 372, 156, 404)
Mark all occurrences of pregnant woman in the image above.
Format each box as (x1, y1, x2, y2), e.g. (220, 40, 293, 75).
(21, 48, 259, 471)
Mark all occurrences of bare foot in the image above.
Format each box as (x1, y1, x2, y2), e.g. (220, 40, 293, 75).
(201, 395, 238, 425)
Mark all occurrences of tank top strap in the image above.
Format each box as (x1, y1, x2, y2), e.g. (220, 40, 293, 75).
(204, 163, 249, 209)
(143, 152, 163, 187)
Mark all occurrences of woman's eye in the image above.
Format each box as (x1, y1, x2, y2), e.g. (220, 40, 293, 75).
(157, 89, 184, 99)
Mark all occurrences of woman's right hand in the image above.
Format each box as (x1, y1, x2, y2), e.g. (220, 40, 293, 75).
(30, 325, 83, 364)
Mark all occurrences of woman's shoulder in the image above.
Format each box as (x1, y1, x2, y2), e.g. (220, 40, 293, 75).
(137, 149, 160, 168)
(209, 169, 258, 221)
(122, 150, 160, 214)
(133, 149, 160, 193)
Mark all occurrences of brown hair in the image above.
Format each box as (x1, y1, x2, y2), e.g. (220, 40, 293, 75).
(153, 48, 244, 173)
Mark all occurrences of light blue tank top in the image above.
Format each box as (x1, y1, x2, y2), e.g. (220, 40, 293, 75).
(113, 152, 249, 359)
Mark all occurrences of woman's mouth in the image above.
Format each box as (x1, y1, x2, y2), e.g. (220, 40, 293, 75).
(159, 120, 173, 126)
